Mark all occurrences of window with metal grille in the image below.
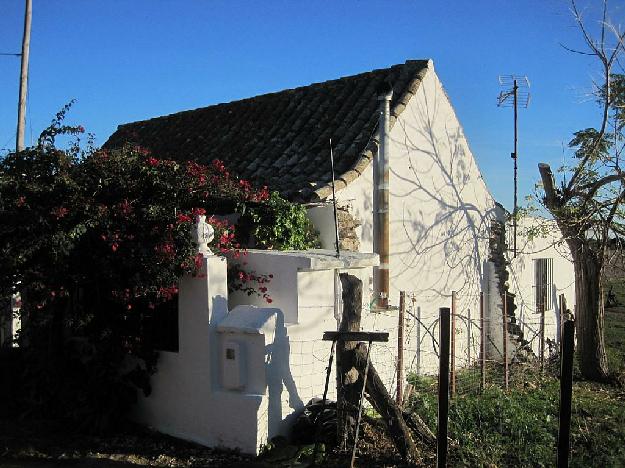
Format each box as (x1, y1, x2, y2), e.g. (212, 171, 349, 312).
(534, 258, 554, 312)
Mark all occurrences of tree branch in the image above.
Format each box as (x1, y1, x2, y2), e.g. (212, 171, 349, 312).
(577, 173, 625, 201)
(538, 163, 560, 210)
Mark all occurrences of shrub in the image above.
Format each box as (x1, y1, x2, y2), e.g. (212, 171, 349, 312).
(0, 109, 318, 430)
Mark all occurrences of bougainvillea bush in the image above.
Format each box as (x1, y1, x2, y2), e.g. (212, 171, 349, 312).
(0, 112, 318, 430)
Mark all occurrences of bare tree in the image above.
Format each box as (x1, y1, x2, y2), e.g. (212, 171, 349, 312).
(538, 0, 625, 380)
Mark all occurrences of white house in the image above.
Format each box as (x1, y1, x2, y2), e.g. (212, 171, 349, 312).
(106, 60, 575, 452)
(106, 59, 574, 365)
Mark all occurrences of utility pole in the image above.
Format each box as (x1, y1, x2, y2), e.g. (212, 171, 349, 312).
(16, 0, 32, 152)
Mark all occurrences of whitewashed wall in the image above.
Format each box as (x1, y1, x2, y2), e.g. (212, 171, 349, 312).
(134, 250, 379, 455)
(507, 217, 575, 357)
(309, 64, 575, 375)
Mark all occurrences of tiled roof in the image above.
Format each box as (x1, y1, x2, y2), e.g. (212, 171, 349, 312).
(104, 59, 430, 201)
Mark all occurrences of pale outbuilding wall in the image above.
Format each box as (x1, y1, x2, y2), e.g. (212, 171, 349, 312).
(507, 217, 575, 356)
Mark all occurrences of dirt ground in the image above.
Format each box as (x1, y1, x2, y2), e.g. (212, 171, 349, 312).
(0, 419, 265, 468)
(0, 417, 429, 468)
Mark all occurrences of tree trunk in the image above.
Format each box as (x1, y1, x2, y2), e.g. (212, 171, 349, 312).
(570, 242, 609, 380)
(336, 273, 363, 449)
(538, 163, 610, 381)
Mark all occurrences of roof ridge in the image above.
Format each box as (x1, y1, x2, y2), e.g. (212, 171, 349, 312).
(114, 60, 431, 130)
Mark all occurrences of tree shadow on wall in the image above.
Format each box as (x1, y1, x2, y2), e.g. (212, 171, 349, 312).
(390, 82, 498, 301)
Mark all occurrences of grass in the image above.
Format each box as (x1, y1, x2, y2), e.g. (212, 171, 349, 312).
(605, 277, 625, 375)
(406, 279, 625, 467)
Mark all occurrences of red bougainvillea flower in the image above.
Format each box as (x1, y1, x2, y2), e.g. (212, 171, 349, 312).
(158, 285, 179, 301)
(147, 157, 159, 167)
(155, 242, 176, 258)
(134, 145, 151, 156)
(255, 186, 270, 202)
(191, 207, 206, 217)
(118, 199, 133, 216)
(177, 213, 192, 224)
(212, 159, 226, 173)
(51, 206, 69, 219)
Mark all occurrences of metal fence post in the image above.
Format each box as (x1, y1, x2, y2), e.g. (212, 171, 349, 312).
(539, 303, 545, 372)
(397, 291, 405, 405)
(557, 319, 575, 468)
(480, 291, 485, 392)
(503, 292, 509, 391)
(451, 291, 457, 398)
(437, 307, 451, 468)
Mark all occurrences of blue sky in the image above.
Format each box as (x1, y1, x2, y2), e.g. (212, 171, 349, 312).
(0, 0, 622, 211)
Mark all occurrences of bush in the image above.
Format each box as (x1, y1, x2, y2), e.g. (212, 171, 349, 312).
(0, 109, 318, 431)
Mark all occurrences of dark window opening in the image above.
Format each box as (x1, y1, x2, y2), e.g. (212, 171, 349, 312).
(534, 258, 554, 312)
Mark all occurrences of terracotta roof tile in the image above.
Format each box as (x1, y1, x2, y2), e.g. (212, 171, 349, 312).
(104, 59, 430, 201)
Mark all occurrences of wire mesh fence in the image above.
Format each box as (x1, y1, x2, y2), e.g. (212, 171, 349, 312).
(279, 285, 575, 466)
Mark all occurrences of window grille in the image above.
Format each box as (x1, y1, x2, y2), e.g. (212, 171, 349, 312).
(534, 258, 553, 312)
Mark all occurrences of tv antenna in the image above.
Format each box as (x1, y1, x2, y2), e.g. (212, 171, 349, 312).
(497, 75, 530, 258)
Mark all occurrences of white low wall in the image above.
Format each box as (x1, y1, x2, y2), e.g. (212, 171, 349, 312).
(134, 249, 379, 454)
(131, 256, 272, 452)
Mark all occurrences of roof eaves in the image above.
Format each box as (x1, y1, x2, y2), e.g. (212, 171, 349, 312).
(311, 60, 431, 202)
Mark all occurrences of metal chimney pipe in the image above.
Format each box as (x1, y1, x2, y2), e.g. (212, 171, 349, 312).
(374, 84, 393, 309)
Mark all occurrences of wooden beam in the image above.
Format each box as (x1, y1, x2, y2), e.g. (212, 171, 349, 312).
(323, 331, 389, 342)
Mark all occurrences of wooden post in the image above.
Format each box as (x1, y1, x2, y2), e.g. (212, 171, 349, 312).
(557, 319, 575, 468)
(467, 307, 472, 366)
(397, 291, 405, 405)
(336, 273, 363, 449)
(558, 294, 563, 346)
(16, 0, 32, 152)
(437, 307, 451, 468)
(559, 294, 567, 352)
(480, 291, 486, 392)
(416, 302, 421, 375)
(450, 291, 457, 397)
(503, 292, 509, 391)
(352, 342, 419, 462)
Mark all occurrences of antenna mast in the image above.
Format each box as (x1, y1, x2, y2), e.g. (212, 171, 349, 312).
(497, 75, 530, 258)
